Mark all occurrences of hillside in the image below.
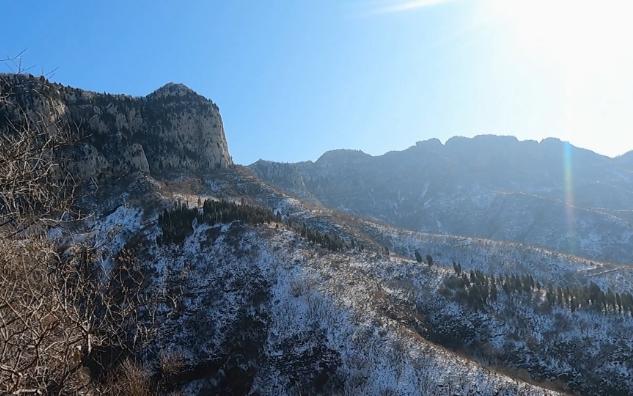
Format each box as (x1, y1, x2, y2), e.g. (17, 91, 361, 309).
(2, 75, 632, 395)
(76, 167, 633, 395)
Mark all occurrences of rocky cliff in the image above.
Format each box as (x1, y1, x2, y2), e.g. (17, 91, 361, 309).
(0, 74, 232, 181)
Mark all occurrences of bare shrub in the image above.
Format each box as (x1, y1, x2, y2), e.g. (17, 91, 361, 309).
(0, 74, 78, 233)
(0, 240, 154, 393)
(0, 71, 155, 394)
(102, 359, 153, 396)
(158, 350, 188, 379)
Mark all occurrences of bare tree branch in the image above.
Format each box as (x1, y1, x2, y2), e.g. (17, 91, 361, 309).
(0, 72, 157, 394)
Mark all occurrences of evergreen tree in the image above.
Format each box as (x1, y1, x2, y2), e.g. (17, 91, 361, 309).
(545, 287, 555, 307)
(490, 282, 498, 302)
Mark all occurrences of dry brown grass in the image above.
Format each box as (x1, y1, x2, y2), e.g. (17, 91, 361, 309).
(101, 359, 154, 396)
(158, 350, 188, 379)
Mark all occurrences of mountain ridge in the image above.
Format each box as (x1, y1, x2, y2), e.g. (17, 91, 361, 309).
(292, 134, 622, 165)
(250, 134, 633, 263)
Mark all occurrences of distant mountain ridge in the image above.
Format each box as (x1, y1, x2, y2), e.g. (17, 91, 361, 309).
(251, 135, 633, 263)
(616, 150, 633, 170)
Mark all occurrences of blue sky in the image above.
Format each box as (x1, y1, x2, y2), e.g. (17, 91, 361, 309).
(3, 0, 633, 164)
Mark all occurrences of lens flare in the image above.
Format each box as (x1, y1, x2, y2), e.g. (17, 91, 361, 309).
(563, 142, 575, 251)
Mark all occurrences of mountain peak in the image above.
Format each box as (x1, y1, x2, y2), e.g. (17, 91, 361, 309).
(616, 150, 633, 168)
(446, 134, 520, 147)
(415, 138, 442, 147)
(148, 82, 199, 99)
(617, 150, 633, 159)
(1, 76, 232, 180)
(316, 149, 371, 164)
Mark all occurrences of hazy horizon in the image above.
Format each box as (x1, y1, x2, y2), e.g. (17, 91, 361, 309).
(5, 0, 633, 164)
(4, 71, 629, 164)
(253, 134, 633, 164)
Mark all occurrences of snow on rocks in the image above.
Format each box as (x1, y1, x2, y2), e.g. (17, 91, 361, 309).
(91, 205, 143, 273)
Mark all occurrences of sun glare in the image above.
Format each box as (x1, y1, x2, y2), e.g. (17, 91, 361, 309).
(484, 0, 633, 67)
(479, 0, 633, 156)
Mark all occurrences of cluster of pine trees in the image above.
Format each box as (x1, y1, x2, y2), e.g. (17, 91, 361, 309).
(158, 199, 357, 253)
(157, 202, 199, 245)
(286, 220, 351, 252)
(158, 199, 277, 246)
(542, 281, 633, 314)
(201, 199, 278, 225)
(440, 264, 633, 315)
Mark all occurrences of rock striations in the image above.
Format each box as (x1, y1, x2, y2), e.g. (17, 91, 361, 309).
(0, 74, 232, 181)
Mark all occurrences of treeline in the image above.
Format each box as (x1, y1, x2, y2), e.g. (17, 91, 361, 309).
(201, 199, 278, 225)
(286, 220, 349, 252)
(158, 199, 361, 253)
(440, 264, 633, 315)
(158, 200, 277, 245)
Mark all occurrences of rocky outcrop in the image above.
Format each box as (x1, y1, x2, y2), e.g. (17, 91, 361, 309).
(0, 74, 232, 181)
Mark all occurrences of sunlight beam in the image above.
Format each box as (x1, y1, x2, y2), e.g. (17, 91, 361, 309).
(563, 142, 576, 252)
(372, 0, 454, 14)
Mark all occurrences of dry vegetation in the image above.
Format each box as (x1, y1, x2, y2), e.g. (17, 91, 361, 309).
(0, 72, 154, 394)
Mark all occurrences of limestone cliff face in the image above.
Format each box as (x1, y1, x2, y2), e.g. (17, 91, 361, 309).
(0, 74, 232, 181)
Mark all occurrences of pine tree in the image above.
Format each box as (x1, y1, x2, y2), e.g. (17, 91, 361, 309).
(545, 287, 555, 307)
(490, 282, 498, 302)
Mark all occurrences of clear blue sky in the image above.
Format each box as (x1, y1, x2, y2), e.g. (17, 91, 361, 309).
(3, 0, 633, 164)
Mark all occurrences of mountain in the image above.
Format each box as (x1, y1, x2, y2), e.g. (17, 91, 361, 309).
(2, 75, 633, 395)
(251, 135, 633, 263)
(0, 73, 232, 182)
(616, 150, 633, 171)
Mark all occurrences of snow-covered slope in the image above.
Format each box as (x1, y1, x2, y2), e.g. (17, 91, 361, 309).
(71, 168, 633, 395)
(86, 203, 561, 394)
(359, 220, 633, 294)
